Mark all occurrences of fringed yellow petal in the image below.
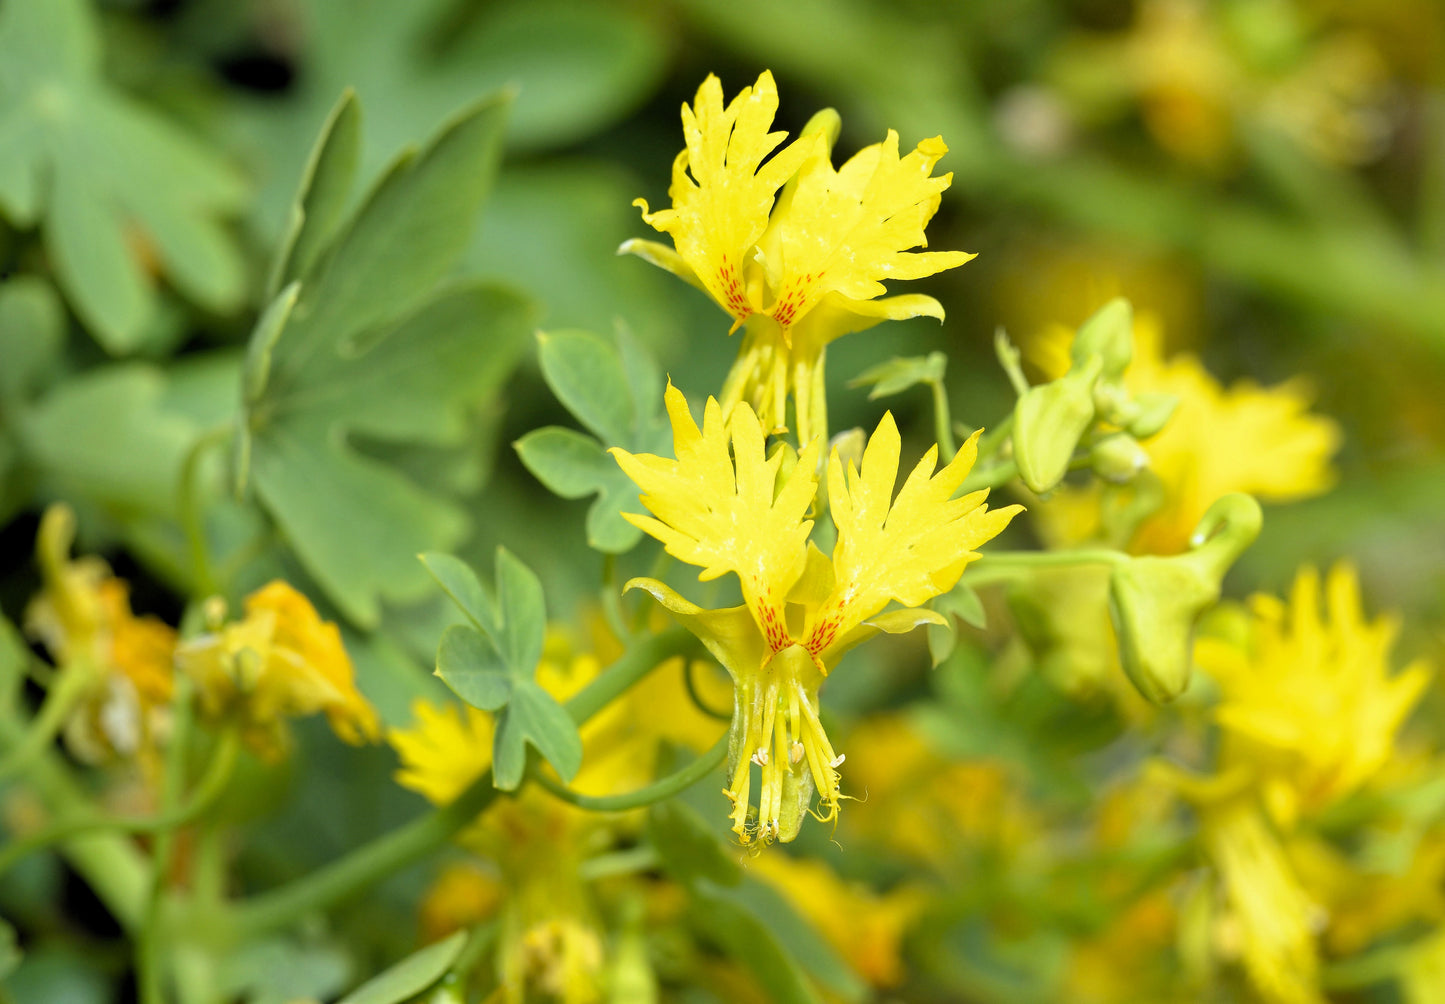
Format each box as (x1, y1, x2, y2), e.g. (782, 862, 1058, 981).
(759, 131, 973, 336)
(611, 383, 821, 644)
(808, 422, 1022, 653)
(634, 71, 812, 327)
(1199, 563, 1432, 823)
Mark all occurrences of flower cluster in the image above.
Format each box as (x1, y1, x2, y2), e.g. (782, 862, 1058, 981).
(625, 71, 973, 444)
(613, 385, 1019, 842)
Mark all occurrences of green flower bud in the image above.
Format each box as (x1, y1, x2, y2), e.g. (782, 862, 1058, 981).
(1090, 433, 1149, 484)
(1013, 353, 1103, 493)
(1070, 297, 1133, 380)
(800, 107, 843, 152)
(1126, 391, 1179, 439)
(1108, 493, 1263, 703)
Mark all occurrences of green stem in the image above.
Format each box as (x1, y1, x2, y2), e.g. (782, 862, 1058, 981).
(223, 631, 696, 941)
(959, 458, 1018, 495)
(578, 845, 660, 882)
(139, 678, 197, 1004)
(0, 713, 150, 931)
(0, 660, 95, 782)
(929, 379, 956, 458)
(531, 733, 728, 813)
(599, 553, 628, 643)
(961, 548, 1126, 588)
(994, 328, 1030, 398)
(563, 628, 696, 725)
(226, 768, 501, 943)
(177, 423, 234, 597)
(683, 660, 731, 721)
(0, 728, 239, 877)
(1321, 941, 1416, 991)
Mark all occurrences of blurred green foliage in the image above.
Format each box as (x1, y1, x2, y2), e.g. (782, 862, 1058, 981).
(1, 0, 1444, 1001)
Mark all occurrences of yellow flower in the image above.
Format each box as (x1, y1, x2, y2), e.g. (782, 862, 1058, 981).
(624, 71, 972, 442)
(391, 698, 494, 806)
(1203, 793, 1324, 1004)
(750, 853, 927, 988)
(1196, 563, 1431, 827)
(1030, 313, 1339, 554)
(175, 580, 379, 758)
(24, 504, 176, 763)
(1150, 762, 1326, 1004)
(612, 384, 1020, 843)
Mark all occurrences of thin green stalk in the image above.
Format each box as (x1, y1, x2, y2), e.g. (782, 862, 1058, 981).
(224, 630, 697, 941)
(929, 378, 956, 458)
(0, 660, 95, 782)
(959, 458, 1018, 495)
(599, 553, 628, 643)
(177, 423, 234, 597)
(226, 765, 501, 943)
(249, 767, 494, 941)
(1321, 941, 1415, 991)
(0, 727, 239, 877)
(1421, 91, 1445, 266)
(683, 660, 731, 721)
(564, 629, 696, 725)
(961, 548, 1126, 588)
(139, 678, 196, 1004)
(578, 845, 660, 882)
(0, 714, 150, 930)
(532, 733, 728, 812)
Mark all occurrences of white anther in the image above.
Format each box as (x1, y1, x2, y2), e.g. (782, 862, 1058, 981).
(751, 748, 769, 766)
(789, 742, 805, 764)
(829, 753, 846, 768)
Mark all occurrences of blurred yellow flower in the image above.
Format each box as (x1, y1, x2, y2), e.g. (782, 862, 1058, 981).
(175, 580, 379, 758)
(1031, 313, 1339, 554)
(1203, 794, 1324, 1004)
(751, 853, 927, 988)
(624, 71, 972, 442)
(391, 698, 494, 806)
(1403, 928, 1445, 1004)
(841, 713, 1037, 867)
(418, 860, 505, 943)
(1288, 827, 1445, 956)
(1064, 890, 1185, 1004)
(1053, 0, 1393, 166)
(1197, 563, 1431, 827)
(24, 505, 175, 763)
(614, 384, 1020, 843)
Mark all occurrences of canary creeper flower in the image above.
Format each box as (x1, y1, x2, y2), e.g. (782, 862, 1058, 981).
(1030, 313, 1339, 554)
(175, 581, 379, 758)
(612, 384, 1020, 844)
(624, 71, 973, 443)
(24, 505, 176, 763)
(1197, 563, 1431, 827)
